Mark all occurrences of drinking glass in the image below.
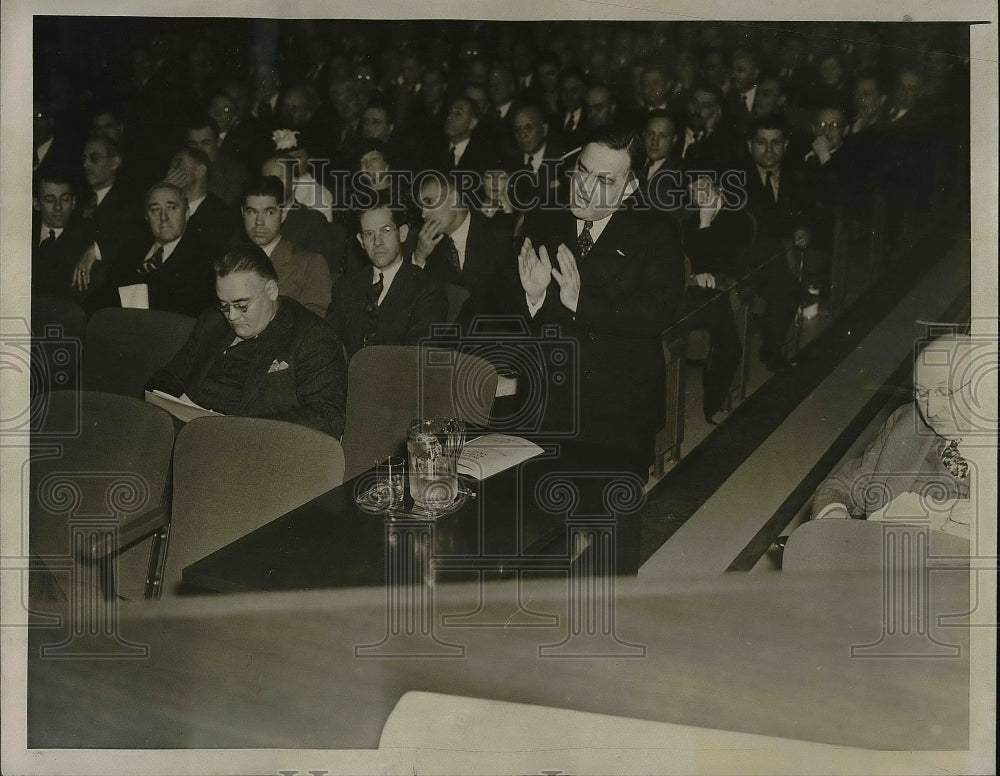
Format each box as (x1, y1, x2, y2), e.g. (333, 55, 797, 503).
(406, 418, 466, 510)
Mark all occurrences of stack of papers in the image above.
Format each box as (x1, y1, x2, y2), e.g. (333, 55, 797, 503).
(144, 390, 222, 423)
(457, 434, 544, 480)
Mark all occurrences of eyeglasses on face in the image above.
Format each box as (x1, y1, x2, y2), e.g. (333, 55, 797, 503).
(913, 381, 972, 401)
(817, 120, 844, 129)
(360, 224, 397, 242)
(218, 283, 267, 315)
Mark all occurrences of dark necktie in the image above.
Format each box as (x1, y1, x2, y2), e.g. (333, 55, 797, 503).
(40, 228, 56, 247)
(445, 235, 462, 273)
(564, 114, 575, 132)
(142, 245, 164, 274)
(363, 271, 384, 347)
(764, 171, 777, 203)
(366, 271, 384, 313)
(578, 220, 594, 258)
(941, 439, 969, 481)
(449, 144, 459, 168)
(82, 190, 98, 220)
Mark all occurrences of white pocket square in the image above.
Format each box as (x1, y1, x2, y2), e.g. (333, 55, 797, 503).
(267, 359, 290, 373)
(615, 249, 626, 257)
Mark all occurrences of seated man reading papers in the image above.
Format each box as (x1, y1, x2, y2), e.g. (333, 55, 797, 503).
(810, 334, 984, 538)
(147, 244, 348, 438)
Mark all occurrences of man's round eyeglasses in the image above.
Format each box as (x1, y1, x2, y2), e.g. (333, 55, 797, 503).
(818, 121, 843, 129)
(218, 284, 267, 315)
(914, 381, 972, 401)
(360, 224, 396, 242)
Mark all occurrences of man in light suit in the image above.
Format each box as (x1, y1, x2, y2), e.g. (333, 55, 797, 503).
(514, 124, 686, 478)
(328, 198, 447, 360)
(147, 244, 347, 438)
(810, 336, 980, 537)
(240, 175, 332, 318)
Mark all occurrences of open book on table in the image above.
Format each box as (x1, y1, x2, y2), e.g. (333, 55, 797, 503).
(144, 390, 223, 423)
(457, 434, 545, 480)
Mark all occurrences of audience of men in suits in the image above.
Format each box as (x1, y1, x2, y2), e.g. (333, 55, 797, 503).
(30, 18, 965, 454)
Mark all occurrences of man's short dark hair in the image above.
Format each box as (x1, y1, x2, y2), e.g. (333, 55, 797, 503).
(186, 113, 220, 138)
(580, 124, 646, 176)
(747, 113, 789, 140)
(356, 138, 391, 166)
(512, 101, 546, 125)
(241, 175, 286, 206)
(214, 244, 279, 283)
(559, 67, 588, 87)
(853, 69, 884, 94)
(352, 190, 408, 234)
(33, 164, 75, 198)
(449, 95, 481, 120)
(84, 135, 122, 160)
(689, 81, 725, 107)
(644, 109, 676, 132)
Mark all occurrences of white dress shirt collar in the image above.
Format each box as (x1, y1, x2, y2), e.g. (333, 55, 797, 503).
(372, 254, 405, 305)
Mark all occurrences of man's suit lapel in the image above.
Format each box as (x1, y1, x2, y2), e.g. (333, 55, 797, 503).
(238, 304, 294, 409)
(379, 263, 414, 312)
(271, 237, 291, 269)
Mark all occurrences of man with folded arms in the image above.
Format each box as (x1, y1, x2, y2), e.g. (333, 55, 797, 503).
(147, 244, 347, 438)
(328, 197, 447, 359)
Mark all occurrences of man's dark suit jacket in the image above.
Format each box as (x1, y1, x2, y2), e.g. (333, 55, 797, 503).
(506, 138, 571, 211)
(87, 228, 216, 318)
(410, 210, 515, 325)
(327, 261, 448, 359)
(680, 123, 745, 176)
(188, 193, 241, 255)
(431, 135, 504, 176)
(741, 161, 817, 260)
(682, 208, 755, 278)
(31, 217, 102, 304)
(516, 201, 685, 470)
(207, 151, 248, 207)
(147, 296, 348, 438)
(79, 181, 143, 269)
(283, 201, 344, 276)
